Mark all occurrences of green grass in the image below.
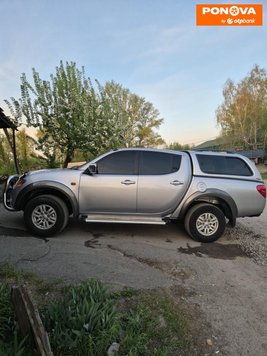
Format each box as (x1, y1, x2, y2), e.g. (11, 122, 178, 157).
(261, 172, 267, 179)
(0, 265, 191, 356)
(119, 291, 189, 355)
(0, 264, 64, 307)
(0, 283, 34, 356)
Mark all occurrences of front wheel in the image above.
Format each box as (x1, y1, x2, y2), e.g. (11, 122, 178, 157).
(184, 203, 226, 243)
(24, 195, 69, 237)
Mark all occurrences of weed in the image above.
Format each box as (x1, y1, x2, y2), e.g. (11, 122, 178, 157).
(0, 283, 15, 340)
(43, 279, 120, 355)
(0, 264, 41, 287)
(0, 335, 26, 356)
(119, 291, 189, 355)
(111, 287, 138, 299)
(0, 283, 34, 355)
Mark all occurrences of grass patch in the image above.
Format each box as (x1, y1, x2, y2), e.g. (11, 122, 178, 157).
(0, 264, 64, 308)
(119, 290, 189, 355)
(0, 263, 48, 287)
(261, 172, 267, 179)
(0, 265, 207, 355)
(43, 282, 190, 355)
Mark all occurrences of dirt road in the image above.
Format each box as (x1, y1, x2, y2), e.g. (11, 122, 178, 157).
(0, 202, 266, 355)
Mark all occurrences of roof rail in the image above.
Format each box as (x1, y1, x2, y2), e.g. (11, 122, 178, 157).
(192, 149, 236, 154)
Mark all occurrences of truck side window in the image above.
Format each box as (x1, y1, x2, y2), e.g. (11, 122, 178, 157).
(140, 152, 181, 175)
(97, 151, 138, 175)
(197, 155, 252, 176)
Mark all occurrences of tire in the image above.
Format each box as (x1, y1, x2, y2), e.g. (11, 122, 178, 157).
(24, 195, 69, 237)
(184, 203, 226, 243)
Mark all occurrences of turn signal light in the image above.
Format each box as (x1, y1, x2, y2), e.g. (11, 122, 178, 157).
(257, 185, 266, 198)
(15, 178, 26, 188)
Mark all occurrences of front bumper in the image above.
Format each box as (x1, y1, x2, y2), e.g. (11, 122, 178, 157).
(3, 175, 19, 211)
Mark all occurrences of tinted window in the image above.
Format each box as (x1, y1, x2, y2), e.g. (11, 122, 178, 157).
(197, 155, 252, 176)
(140, 152, 181, 175)
(97, 151, 137, 175)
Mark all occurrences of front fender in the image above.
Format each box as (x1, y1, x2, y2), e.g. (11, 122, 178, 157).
(14, 181, 79, 218)
(3, 175, 20, 211)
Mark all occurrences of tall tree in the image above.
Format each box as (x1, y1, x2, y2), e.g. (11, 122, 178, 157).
(5, 62, 116, 167)
(5, 62, 165, 167)
(216, 65, 267, 150)
(104, 81, 165, 147)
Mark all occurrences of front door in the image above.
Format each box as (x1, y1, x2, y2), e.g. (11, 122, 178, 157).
(79, 150, 138, 213)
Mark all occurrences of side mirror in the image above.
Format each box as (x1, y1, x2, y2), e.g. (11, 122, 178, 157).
(87, 163, 98, 175)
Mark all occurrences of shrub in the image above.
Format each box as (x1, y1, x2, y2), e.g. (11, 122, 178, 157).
(43, 280, 120, 355)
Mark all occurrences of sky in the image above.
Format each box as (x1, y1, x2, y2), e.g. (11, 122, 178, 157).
(0, 0, 266, 145)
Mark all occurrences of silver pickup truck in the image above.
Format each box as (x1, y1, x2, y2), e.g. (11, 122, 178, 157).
(3, 149, 266, 242)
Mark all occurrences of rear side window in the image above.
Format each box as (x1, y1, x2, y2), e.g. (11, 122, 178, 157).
(140, 152, 181, 175)
(197, 155, 252, 176)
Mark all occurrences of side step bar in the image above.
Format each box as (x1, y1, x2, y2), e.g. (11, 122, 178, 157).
(84, 214, 167, 225)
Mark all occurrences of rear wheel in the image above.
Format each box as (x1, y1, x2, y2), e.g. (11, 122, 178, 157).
(184, 203, 226, 243)
(24, 195, 69, 237)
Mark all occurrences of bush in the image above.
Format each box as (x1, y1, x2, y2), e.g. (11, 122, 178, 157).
(43, 280, 120, 355)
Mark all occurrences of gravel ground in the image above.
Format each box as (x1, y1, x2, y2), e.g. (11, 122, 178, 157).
(225, 223, 267, 266)
(225, 184, 267, 266)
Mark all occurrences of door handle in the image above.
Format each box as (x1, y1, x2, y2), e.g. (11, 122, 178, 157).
(121, 180, 136, 185)
(170, 180, 184, 186)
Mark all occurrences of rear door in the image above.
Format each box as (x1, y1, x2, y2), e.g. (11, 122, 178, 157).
(137, 151, 191, 214)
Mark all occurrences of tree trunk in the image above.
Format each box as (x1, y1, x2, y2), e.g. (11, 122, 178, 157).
(63, 148, 74, 168)
(3, 128, 20, 174)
